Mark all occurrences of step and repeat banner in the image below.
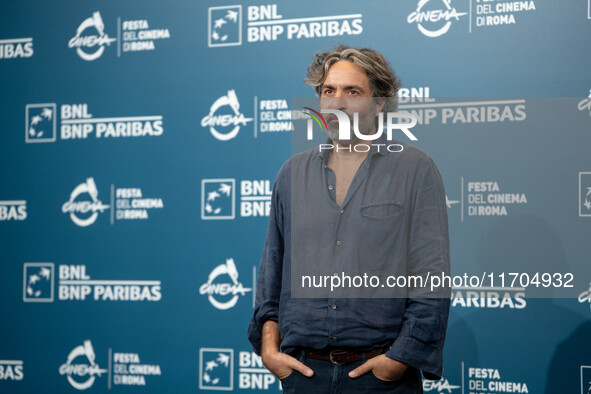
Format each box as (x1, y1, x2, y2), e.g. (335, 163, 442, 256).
(1, 0, 591, 393)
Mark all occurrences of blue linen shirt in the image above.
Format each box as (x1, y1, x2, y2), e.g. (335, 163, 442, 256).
(248, 136, 450, 379)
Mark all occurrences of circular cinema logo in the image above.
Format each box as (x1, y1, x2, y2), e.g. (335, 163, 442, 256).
(201, 90, 253, 141)
(407, 0, 467, 38)
(68, 11, 116, 61)
(62, 178, 110, 227)
(59, 340, 107, 390)
(199, 258, 251, 310)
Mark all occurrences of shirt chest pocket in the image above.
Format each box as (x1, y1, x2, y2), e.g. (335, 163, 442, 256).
(359, 201, 406, 253)
(360, 200, 405, 220)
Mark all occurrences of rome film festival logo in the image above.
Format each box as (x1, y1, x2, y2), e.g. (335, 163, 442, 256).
(202, 179, 235, 220)
(59, 340, 107, 390)
(69, 11, 116, 61)
(62, 178, 110, 227)
(201, 90, 253, 141)
(208, 5, 241, 47)
(407, 0, 467, 37)
(199, 258, 251, 310)
(423, 377, 460, 393)
(23, 263, 54, 302)
(25, 103, 56, 143)
(199, 349, 233, 390)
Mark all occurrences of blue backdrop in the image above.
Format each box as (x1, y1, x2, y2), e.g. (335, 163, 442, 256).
(1, 0, 591, 392)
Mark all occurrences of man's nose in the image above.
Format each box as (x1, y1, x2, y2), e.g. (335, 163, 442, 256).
(332, 91, 348, 111)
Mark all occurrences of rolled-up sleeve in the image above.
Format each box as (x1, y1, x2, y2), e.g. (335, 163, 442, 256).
(247, 166, 286, 355)
(386, 157, 451, 380)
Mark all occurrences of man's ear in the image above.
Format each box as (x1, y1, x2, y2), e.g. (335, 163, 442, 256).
(375, 97, 386, 114)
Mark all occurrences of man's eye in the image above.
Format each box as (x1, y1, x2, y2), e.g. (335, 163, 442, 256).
(348, 90, 359, 95)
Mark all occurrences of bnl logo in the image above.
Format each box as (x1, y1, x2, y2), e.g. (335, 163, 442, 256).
(202, 179, 235, 220)
(23, 263, 54, 302)
(25, 103, 56, 143)
(579, 172, 591, 217)
(208, 5, 241, 47)
(199, 348, 233, 390)
(201, 179, 272, 220)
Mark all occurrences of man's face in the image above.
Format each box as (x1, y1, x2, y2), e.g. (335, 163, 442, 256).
(319, 60, 380, 144)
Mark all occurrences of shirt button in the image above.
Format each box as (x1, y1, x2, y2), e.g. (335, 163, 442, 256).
(328, 185, 334, 190)
(331, 304, 337, 310)
(336, 240, 342, 246)
(332, 336, 338, 342)
(340, 209, 344, 214)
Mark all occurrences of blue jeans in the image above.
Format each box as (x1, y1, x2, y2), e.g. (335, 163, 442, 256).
(280, 350, 423, 394)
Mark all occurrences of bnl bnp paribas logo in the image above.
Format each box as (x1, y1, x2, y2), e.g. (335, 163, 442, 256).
(199, 349, 233, 390)
(580, 172, 591, 217)
(25, 103, 164, 144)
(0, 359, 23, 381)
(199, 348, 278, 391)
(25, 103, 56, 143)
(0, 36, 33, 60)
(23, 263, 54, 302)
(24, 263, 162, 303)
(201, 178, 272, 220)
(0, 199, 27, 221)
(208, 4, 362, 47)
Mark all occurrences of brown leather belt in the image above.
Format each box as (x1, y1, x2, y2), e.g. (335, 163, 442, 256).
(303, 346, 386, 365)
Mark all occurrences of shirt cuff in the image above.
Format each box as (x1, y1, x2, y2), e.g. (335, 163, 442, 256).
(385, 334, 443, 380)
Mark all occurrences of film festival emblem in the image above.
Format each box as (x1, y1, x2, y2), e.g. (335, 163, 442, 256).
(201, 90, 253, 141)
(62, 178, 110, 227)
(68, 11, 116, 61)
(208, 6, 241, 47)
(59, 340, 106, 390)
(199, 349, 233, 390)
(199, 258, 251, 310)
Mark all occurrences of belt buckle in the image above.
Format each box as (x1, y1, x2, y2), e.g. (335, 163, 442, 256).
(328, 350, 348, 365)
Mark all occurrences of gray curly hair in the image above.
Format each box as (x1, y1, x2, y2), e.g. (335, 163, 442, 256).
(304, 45, 401, 113)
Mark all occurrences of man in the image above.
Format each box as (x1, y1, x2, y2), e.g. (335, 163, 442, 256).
(248, 45, 450, 393)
